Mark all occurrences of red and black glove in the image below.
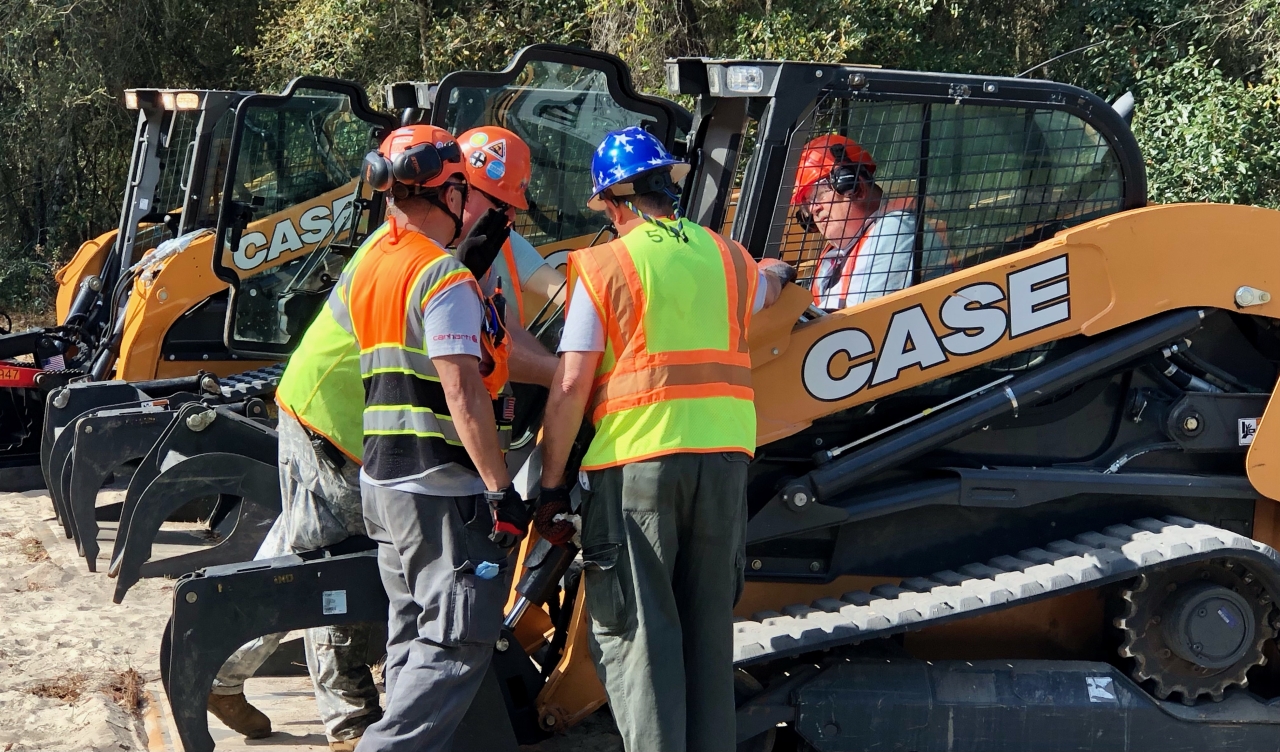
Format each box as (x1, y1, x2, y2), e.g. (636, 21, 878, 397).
(485, 487, 530, 550)
(533, 485, 576, 546)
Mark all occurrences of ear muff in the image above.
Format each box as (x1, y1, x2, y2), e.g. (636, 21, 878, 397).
(362, 152, 393, 192)
(393, 141, 463, 186)
(391, 143, 445, 185)
(634, 168, 677, 195)
(829, 163, 873, 197)
(602, 167, 678, 201)
(363, 141, 464, 193)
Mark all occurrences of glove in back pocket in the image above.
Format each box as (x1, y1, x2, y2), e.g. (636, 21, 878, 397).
(582, 542, 630, 635)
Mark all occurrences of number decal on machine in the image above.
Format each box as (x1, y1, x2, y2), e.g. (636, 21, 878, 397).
(802, 255, 1071, 402)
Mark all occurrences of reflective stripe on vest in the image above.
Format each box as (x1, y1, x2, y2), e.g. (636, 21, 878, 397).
(568, 220, 758, 470)
(341, 229, 506, 482)
(500, 239, 526, 327)
(274, 223, 391, 462)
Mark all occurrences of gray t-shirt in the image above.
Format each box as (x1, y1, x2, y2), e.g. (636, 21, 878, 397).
(359, 282, 488, 497)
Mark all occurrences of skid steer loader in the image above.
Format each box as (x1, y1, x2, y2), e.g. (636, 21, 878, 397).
(161, 44, 1280, 752)
(34, 79, 395, 583)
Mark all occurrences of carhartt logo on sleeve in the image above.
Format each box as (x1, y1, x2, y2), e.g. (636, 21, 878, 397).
(433, 334, 479, 342)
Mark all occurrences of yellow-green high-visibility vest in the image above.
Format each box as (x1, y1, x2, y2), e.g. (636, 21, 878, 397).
(568, 219, 759, 471)
(274, 223, 390, 462)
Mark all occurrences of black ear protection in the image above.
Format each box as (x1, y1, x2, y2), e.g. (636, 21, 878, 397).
(634, 169, 678, 195)
(362, 141, 463, 193)
(828, 162, 874, 197)
(825, 142, 874, 197)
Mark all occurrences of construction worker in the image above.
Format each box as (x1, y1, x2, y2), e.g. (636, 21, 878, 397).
(346, 124, 528, 752)
(206, 256, 394, 747)
(456, 125, 562, 389)
(534, 126, 790, 752)
(792, 133, 945, 309)
(206, 126, 552, 750)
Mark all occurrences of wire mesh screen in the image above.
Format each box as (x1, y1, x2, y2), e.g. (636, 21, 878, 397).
(775, 92, 1125, 310)
(230, 92, 367, 216)
(439, 60, 662, 250)
(190, 107, 238, 229)
(720, 116, 759, 237)
(131, 110, 201, 260)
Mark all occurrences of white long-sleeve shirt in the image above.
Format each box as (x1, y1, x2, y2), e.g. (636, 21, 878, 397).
(812, 208, 943, 310)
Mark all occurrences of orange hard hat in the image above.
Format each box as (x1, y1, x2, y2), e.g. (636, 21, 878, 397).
(458, 126, 531, 210)
(791, 134, 876, 206)
(363, 124, 465, 192)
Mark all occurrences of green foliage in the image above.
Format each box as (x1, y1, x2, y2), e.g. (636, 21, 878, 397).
(1135, 52, 1280, 205)
(0, 0, 262, 313)
(3, 0, 1280, 312)
(247, 0, 422, 86)
(250, 0, 591, 91)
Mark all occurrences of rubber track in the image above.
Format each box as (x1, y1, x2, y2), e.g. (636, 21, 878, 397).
(733, 516, 1280, 666)
(216, 364, 284, 401)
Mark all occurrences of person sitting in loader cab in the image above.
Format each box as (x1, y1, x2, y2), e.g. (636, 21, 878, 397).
(792, 134, 945, 310)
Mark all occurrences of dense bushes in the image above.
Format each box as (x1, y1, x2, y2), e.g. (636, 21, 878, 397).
(1, 0, 1278, 312)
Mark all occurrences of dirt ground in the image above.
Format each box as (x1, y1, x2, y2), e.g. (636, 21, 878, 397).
(0, 489, 621, 752)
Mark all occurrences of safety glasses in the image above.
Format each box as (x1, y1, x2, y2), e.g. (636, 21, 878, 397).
(476, 188, 512, 215)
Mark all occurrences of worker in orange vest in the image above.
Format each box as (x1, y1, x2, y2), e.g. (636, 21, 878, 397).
(345, 124, 528, 752)
(534, 126, 791, 751)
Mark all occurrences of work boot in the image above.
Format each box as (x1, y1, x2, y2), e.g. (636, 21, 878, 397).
(207, 692, 272, 739)
(329, 738, 360, 752)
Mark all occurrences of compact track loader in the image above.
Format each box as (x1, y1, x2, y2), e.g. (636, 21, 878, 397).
(32, 79, 394, 583)
(160, 46, 1280, 752)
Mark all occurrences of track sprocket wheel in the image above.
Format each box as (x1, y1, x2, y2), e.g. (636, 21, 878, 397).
(1116, 560, 1276, 704)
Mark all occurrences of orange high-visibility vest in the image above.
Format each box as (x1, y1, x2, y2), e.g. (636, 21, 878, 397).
(499, 239, 526, 326)
(568, 219, 759, 470)
(339, 226, 510, 482)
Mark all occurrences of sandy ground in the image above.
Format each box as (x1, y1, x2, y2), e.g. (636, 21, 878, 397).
(0, 489, 165, 752)
(0, 488, 621, 752)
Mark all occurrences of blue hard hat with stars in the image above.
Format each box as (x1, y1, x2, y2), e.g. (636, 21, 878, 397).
(587, 126, 690, 211)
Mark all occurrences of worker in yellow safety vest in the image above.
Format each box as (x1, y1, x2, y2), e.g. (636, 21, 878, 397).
(535, 126, 793, 752)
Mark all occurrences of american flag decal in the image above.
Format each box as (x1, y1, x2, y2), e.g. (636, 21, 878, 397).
(501, 396, 516, 422)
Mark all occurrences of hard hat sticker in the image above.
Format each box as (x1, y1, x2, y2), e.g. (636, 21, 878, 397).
(469, 150, 487, 167)
(486, 160, 506, 180)
(469, 132, 489, 146)
(485, 139, 507, 159)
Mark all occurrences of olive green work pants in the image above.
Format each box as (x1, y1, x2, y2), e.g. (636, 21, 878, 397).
(581, 451, 749, 752)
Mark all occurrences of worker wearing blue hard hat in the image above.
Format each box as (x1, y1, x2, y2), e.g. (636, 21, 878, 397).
(534, 125, 794, 751)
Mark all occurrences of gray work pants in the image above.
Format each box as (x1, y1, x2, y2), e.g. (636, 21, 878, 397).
(355, 483, 509, 752)
(581, 452, 749, 752)
(211, 411, 382, 742)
